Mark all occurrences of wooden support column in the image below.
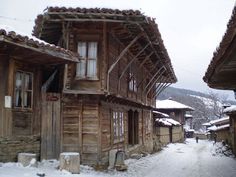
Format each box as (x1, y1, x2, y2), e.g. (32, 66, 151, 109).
(102, 22, 108, 90)
(107, 33, 143, 92)
(117, 43, 150, 92)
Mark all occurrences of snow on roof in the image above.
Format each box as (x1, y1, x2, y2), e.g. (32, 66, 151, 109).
(185, 114, 193, 118)
(0, 24, 79, 61)
(207, 124, 230, 131)
(0, 24, 50, 45)
(209, 116, 229, 125)
(224, 105, 236, 114)
(156, 118, 181, 126)
(202, 122, 211, 126)
(156, 99, 194, 111)
(153, 110, 169, 118)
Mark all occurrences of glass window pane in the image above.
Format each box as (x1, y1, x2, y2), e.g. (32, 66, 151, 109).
(88, 42, 97, 59)
(15, 72, 23, 89)
(87, 60, 96, 77)
(76, 60, 86, 77)
(15, 90, 22, 107)
(24, 73, 32, 90)
(78, 42, 87, 58)
(24, 91, 32, 108)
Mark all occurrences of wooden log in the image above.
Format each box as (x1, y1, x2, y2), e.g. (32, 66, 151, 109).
(18, 153, 37, 167)
(59, 152, 80, 174)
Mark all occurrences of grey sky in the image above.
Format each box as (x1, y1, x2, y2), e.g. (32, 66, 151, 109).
(0, 0, 235, 98)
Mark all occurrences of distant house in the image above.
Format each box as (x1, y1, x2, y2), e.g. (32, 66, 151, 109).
(32, 7, 177, 168)
(153, 111, 182, 150)
(205, 117, 230, 142)
(155, 99, 194, 125)
(203, 5, 236, 155)
(0, 26, 78, 162)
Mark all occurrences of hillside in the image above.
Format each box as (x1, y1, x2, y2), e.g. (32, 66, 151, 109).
(158, 87, 236, 131)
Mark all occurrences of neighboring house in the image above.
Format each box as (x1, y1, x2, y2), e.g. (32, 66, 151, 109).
(205, 117, 230, 142)
(0, 26, 78, 162)
(155, 99, 194, 125)
(203, 6, 236, 155)
(33, 7, 177, 168)
(153, 111, 182, 151)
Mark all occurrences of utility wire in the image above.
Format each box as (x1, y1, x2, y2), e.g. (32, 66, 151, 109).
(0, 15, 33, 22)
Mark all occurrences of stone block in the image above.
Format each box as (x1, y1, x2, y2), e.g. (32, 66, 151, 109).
(18, 153, 37, 167)
(59, 152, 80, 174)
(108, 149, 118, 169)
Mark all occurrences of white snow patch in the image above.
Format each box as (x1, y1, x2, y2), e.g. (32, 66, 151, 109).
(224, 105, 236, 113)
(1, 139, 236, 177)
(156, 99, 194, 110)
(156, 118, 181, 126)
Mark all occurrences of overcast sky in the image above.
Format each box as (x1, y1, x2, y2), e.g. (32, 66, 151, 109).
(1, 0, 236, 99)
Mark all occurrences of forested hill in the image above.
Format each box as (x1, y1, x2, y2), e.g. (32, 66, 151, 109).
(158, 87, 236, 130)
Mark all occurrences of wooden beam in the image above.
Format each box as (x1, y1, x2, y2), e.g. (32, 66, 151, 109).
(106, 32, 143, 92)
(138, 52, 154, 69)
(156, 83, 171, 98)
(143, 66, 165, 93)
(145, 71, 166, 96)
(137, 59, 161, 89)
(117, 42, 150, 92)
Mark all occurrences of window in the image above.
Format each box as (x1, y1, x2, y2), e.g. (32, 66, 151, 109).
(128, 72, 137, 92)
(113, 111, 124, 142)
(14, 71, 33, 109)
(77, 41, 98, 79)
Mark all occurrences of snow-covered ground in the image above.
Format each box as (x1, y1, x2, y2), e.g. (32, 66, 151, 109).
(0, 139, 236, 177)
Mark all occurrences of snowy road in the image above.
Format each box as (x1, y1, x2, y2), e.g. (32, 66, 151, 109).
(0, 139, 236, 177)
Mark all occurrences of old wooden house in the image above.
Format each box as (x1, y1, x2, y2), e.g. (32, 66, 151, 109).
(203, 6, 236, 155)
(155, 99, 194, 125)
(206, 117, 230, 142)
(33, 7, 177, 167)
(0, 27, 78, 162)
(153, 111, 182, 151)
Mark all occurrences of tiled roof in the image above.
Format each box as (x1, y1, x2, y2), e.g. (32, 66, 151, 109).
(0, 27, 79, 62)
(33, 7, 177, 82)
(203, 6, 236, 82)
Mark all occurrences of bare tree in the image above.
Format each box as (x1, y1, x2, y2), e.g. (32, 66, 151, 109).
(208, 91, 228, 119)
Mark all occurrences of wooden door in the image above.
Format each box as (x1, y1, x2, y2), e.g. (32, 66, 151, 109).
(41, 93, 61, 160)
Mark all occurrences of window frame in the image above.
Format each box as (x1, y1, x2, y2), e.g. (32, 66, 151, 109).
(14, 70, 33, 110)
(76, 41, 98, 80)
(128, 72, 137, 93)
(113, 111, 125, 143)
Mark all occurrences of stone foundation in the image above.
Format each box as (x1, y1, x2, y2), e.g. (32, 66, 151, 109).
(0, 136, 40, 162)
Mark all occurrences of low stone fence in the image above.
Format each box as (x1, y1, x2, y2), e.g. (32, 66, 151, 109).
(0, 136, 40, 162)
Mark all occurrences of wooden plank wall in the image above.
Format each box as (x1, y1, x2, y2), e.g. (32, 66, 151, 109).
(41, 93, 61, 160)
(62, 95, 99, 165)
(0, 56, 11, 137)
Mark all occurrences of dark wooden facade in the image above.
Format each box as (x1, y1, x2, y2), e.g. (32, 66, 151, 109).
(32, 7, 177, 167)
(0, 28, 78, 162)
(204, 6, 236, 155)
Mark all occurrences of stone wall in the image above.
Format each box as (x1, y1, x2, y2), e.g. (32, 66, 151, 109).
(0, 136, 40, 162)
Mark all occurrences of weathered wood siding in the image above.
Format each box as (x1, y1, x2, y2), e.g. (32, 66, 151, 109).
(172, 126, 184, 143)
(99, 101, 153, 165)
(0, 55, 10, 137)
(62, 95, 99, 165)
